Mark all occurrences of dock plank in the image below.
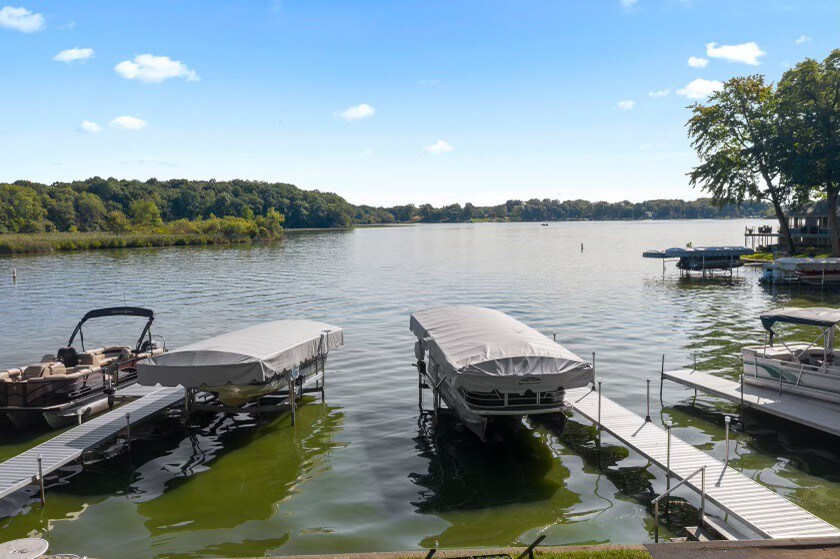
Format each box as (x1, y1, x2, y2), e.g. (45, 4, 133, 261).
(0, 386, 183, 500)
(565, 387, 840, 540)
(663, 368, 840, 438)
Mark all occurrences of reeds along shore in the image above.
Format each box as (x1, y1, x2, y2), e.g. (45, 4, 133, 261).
(0, 215, 284, 254)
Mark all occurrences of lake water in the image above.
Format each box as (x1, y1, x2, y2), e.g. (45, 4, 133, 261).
(3, 220, 840, 559)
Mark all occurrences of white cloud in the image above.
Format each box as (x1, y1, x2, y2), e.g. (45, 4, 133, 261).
(677, 78, 724, 99)
(115, 54, 199, 83)
(705, 42, 765, 65)
(0, 6, 44, 32)
(54, 47, 94, 63)
(358, 149, 374, 157)
(423, 140, 454, 154)
(78, 120, 101, 133)
(649, 89, 670, 97)
(620, 0, 638, 8)
(795, 35, 812, 45)
(617, 100, 635, 110)
(336, 103, 375, 121)
(688, 56, 708, 68)
(109, 116, 147, 130)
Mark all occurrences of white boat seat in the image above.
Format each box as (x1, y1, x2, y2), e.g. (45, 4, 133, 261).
(76, 352, 103, 368)
(23, 361, 67, 379)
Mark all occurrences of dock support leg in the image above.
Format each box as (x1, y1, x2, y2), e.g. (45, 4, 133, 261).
(659, 355, 665, 403)
(289, 379, 296, 426)
(125, 413, 131, 451)
(645, 376, 651, 422)
(321, 371, 326, 404)
(418, 368, 423, 410)
(184, 387, 191, 422)
(37, 454, 45, 505)
(740, 374, 744, 412)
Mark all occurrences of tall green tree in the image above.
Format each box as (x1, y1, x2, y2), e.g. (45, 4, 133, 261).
(777, 49, 840, 255)
(687, 76, 796, 253)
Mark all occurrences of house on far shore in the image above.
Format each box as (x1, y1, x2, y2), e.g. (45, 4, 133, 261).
(745, 200, 837, 251)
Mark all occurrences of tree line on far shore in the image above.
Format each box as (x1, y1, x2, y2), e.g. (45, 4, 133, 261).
(688, 49, 839, 255)
(0, 177, 770, 236)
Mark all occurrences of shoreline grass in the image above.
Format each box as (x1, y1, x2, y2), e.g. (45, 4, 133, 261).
(0, 230, 274, 255)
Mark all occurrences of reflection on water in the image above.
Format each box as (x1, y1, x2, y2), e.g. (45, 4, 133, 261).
(5, 220, 840, 557)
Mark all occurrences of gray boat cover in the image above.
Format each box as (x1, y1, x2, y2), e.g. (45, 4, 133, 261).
(137, 320, 343, 388)
(772, 257, 840, 271)
(760, 308, 840, 330)
(643, 246, 754, 259)
(410, 306, 592, 391)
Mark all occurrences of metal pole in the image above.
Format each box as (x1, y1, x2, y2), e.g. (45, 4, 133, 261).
(77, 408, 83, 425)
(645, 376, 651, 422)
(700, 466, 706, 523)
(740, 373, 745, 410)
(597, 378, 603, 430)
(289, 378, 296, 426)
(693, 352, 697, 371)
(724, 415, 731, 466)
(654, 500, 659, 543)
(37, 454, 45, 505)
(418, 369, 423, 409)
(125, 413, 131, 451)
(665, 421, 672, 492)
(322, 368, 326, 403)
(659, 354, 665, 401)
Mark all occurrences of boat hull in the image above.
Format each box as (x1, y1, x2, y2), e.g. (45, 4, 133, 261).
(743, 350, 840, 404)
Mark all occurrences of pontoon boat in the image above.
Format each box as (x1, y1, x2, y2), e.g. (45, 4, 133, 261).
(410, 306, 594, 439)
(742, 307, 840, 403)
(0, 307, 165, 429)
(137, 320, 343, 407)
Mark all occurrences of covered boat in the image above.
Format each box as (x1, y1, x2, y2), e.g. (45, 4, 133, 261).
(742, 307, 840, 403)
(760, 257, 840, 286)
(643, 246, 753, 273)
(137, 320, 343, 406)
(410, 306, 593, 439)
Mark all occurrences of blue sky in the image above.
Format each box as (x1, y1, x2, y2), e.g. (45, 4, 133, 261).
(0, 1, 837, 206)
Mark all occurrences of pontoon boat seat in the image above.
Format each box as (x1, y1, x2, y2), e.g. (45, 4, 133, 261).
(23, 361, 67, 379)
(2, 368, 22, 381)
(76, 352, 103, 369)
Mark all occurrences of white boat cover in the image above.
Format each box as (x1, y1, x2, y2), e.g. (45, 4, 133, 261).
(772, 257, 840, 271)
(410, 306, 592, 392)
(137, 320, 343, 388)
(642, 246, 754, 259)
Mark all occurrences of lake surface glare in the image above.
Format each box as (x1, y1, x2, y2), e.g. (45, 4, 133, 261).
(3, 220, 840, 559)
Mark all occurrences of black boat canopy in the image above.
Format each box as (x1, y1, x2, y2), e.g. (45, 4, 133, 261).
(760, 307, 840, 330)
(67, 306, 155, 351)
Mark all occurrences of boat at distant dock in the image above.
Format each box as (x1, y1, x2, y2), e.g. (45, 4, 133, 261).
(760, 257, 840, 286)
(0, 307, 165, 429)
(742, 307, 840, 404)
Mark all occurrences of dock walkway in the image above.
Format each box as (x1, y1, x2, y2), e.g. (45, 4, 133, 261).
(0, 385, 182, 500)
(564, 387, 840, 540)
(663, 368, 840, 438)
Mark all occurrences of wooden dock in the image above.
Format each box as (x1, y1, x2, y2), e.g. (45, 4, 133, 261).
(663, 368, 840, 438)
(0, 385, 182, 501)
(564, 387, 840, 540)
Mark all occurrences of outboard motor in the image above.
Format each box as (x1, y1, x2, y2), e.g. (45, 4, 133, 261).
(57, 346, 79, 368)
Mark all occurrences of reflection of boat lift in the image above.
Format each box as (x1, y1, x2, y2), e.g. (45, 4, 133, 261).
(643, 247, 754, 279)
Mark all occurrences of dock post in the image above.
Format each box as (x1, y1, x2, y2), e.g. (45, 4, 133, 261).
(289, 379, 296, 426)
(665, 421, 672, 493)
(597, 378, 602, 431)
(645, 376, 651, 422)
(183, 387, 190, 420)
(418, 369, 423, 410)
(740, 374, 745, 411)
(77, 408, 83, 425)
(125, 412, 131, 450)
(724, 415, 731, 466)
(659, 355, 665, 402)
(321, 369, 325, 404)
(693, 352, 697, 371)
(700, 466, 706, 523)
(37, 454, 45, 505)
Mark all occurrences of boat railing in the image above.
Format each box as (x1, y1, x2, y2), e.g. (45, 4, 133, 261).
(459, 387, 565, 409)
(653, 465, 707, 542)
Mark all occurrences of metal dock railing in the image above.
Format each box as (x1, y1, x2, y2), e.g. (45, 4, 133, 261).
(565, 386, 840, 540)
(0, 385, 183, 501)
(662, 368, 840, 438)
